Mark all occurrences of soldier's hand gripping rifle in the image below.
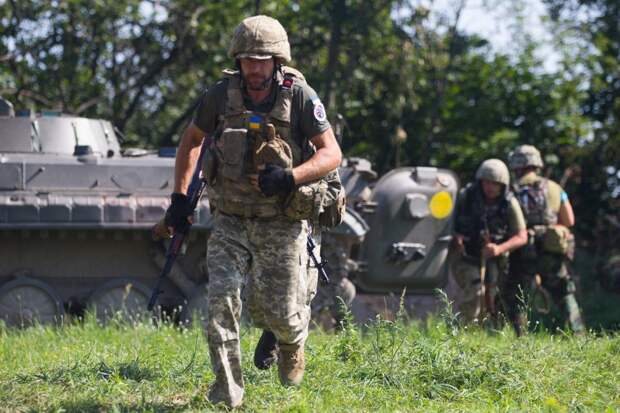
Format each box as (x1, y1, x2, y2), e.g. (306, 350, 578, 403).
(147, 140, 209, 311)
(307, 233, 330, 285)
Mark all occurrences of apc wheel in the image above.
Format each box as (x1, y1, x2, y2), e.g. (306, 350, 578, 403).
(0, 277, 64, 327)
(180, 283, 208, 325)
(88, 278, 151, 324)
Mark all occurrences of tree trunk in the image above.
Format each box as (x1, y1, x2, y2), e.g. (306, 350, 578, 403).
(323, 0, 346, 111)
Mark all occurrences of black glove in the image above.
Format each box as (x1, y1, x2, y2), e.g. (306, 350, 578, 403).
(164, 192, 193, 234)
(258, 163, 295, 197)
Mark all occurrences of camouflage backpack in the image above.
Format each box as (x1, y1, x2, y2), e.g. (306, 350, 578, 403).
(513, 178, 573, 257)
(514, 179, 554, 226)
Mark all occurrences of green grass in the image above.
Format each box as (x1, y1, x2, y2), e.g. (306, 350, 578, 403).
(1, 311, 619, 412)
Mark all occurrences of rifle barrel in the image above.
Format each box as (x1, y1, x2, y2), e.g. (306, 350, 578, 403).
(307, 235, 329, 285)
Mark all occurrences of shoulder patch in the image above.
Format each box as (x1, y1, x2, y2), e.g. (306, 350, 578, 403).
(282, 75, 294, 90)
(313, 99, 326, 122)
(281, 66, 306, 83)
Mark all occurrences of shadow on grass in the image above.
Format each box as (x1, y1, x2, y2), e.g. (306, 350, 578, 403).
(96, 359, 156, 382)
(16, 359, 156, 384)
(53, 399, 191, 413)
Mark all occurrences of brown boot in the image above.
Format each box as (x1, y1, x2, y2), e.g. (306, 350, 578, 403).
(513, 313, 528, 337)
(277, 343, 305, 387)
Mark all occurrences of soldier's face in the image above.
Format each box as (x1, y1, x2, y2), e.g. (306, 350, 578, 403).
(239, 57, 275, 90)
(481, 179, 503, 200)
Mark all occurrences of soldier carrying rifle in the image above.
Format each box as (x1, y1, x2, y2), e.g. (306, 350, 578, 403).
(161, 16, 343, 409)
(452, 159, 528, 325)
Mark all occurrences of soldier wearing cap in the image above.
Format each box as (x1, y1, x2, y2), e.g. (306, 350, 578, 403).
(452, 159, 528, 324)
(507, 145, 584, 335)
(164, 15, 341, 408)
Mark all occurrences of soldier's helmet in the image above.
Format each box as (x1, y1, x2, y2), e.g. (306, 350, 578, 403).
(475, 158, 510, 186)
(508, 144, 544, 170)
(228, 15, 291, 62)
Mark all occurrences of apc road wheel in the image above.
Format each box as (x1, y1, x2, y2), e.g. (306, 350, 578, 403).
(0, 277, 64, 327)
(88, 278, 151, 324)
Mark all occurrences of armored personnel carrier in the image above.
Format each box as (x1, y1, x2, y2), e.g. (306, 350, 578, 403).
(0, 102, 459, 327)
(0, 107, 211, 326)
(315, 157, 459, 325)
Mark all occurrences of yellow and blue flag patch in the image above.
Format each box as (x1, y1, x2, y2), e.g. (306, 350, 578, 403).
(248, 115, 262, 130)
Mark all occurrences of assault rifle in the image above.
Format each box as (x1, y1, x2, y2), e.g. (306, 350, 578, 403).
(147, 141, 209, 311)
(480, 212, 497, 317)
(307, 234, 330, 285)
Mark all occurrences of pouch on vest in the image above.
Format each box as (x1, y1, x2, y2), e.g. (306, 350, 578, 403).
(253, 123, 293, 170)
(284, 180, 327, 221)
(201, 144, 218, 186)
(522, 228, 539, 259)
(542, 225, 574, 259)
(215, 127, 247, 180)
(318, 169, 346, 228)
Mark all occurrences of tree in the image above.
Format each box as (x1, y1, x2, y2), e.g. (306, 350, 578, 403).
(1, 0, 248, 146)
(543, 0, 620, 239)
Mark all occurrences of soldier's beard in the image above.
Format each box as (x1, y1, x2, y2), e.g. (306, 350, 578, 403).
(245, 73, 273, 91)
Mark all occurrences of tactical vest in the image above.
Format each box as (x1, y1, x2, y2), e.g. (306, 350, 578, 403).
(513, 177, 557, 227)
(456, 183, 512, 257)
(205, 68, 308, 218)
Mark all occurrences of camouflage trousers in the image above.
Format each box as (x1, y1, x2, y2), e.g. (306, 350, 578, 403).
(205, 212, 317, 407)
(502, 252, 584, 335)
(452, 254, 507, 324)
(311, 233, 356, 327)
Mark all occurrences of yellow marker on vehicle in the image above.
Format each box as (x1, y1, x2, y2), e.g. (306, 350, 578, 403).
(429, 191, 453, 219)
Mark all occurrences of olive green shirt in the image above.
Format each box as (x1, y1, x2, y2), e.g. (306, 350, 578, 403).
(507, 196, 527, 235)
(192, 75, 331, 147)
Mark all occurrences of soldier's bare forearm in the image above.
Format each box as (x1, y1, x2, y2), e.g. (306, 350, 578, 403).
(292, 128, 342, 184)
(292, 148, 340, 183)
(558, 200, 575, 227)
(174, 123, 205, 194)
(499, 229, 528, 254)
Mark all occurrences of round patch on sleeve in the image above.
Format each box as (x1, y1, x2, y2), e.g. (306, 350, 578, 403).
(313, 102, 327, 122)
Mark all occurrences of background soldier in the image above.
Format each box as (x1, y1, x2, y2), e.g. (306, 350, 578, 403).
(164, 15, 342, 408)
(506, 145, 585, 336)
(452, 159, 528, 324)
(310, 232, 357, 328)
(310, 157, 376, 329)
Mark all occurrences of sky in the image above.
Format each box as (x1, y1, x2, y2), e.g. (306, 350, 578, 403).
(427, 0, 560, 72)
(3, 0, 561, 73)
